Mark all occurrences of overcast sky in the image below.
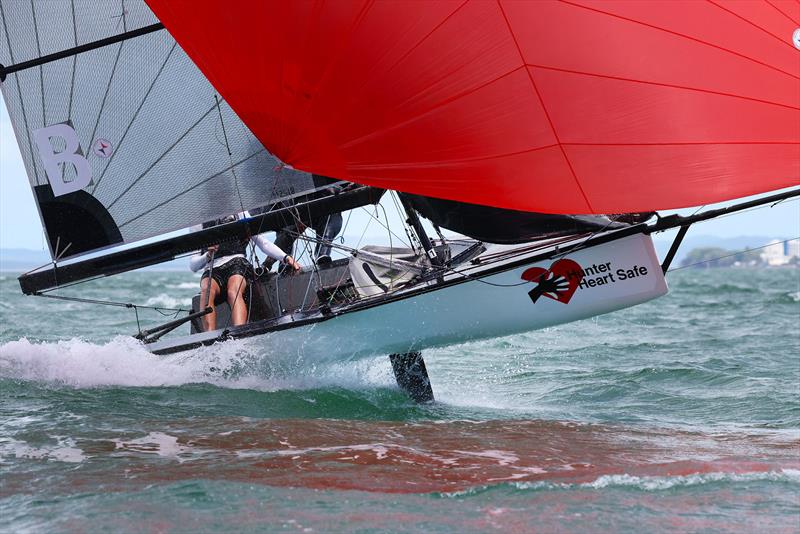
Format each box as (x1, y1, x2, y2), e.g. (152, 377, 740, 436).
(1, 92, 798, 252)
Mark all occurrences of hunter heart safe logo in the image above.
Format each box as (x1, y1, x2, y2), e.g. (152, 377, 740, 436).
(521, 259, 583, 304)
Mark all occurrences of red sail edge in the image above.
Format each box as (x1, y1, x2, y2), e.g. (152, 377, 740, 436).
(146, 0, 800, 214)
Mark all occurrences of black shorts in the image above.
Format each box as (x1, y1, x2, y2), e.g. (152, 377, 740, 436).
(201, 257, 253, 296)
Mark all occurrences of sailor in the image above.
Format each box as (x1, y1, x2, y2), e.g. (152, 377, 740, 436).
(189, 213, 300, 332)
(262, 175, 351, 270)
(266, 212, 343, 270)
(312, 211, 343, 265)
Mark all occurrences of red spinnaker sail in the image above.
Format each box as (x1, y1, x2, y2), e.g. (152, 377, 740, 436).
(147, 0, 799, 214)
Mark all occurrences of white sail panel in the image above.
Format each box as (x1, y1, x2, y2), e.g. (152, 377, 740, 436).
(0, 0, 316, 259)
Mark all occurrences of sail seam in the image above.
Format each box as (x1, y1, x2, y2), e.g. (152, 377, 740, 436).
(29, 0, 45, 128)
(560, 0, 799, 79)
(87, 41, 125, 172)
(0, 2, 40, 185)
(325, 0, 470, 152)
(763, 0, 800, 26)
(283, 0, 377, 164)
(562, 142, 800, 146)
(346, 143, 559, 170)
(707, 0, 799, 51)
(105, 99, 215, 211)
(338, 65, 527, 150)
(496, 0, 594, 213)
(116, 149, 266, 229)
(93, 42, 178, 197)
(67, 0, 77, 121)
(523, 63, 800, 112)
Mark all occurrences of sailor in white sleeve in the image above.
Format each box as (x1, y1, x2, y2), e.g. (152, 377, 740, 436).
(190, 212, 301, 331)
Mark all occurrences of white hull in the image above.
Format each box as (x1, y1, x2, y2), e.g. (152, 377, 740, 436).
(239, 233, 667, 364)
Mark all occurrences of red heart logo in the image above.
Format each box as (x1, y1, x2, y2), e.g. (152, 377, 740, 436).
(521, 259, 583, 304)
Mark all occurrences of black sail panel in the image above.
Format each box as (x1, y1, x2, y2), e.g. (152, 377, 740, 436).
(403, 194, 626, 244)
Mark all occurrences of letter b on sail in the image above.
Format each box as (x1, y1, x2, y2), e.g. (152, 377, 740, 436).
(33, 122, 92, 197)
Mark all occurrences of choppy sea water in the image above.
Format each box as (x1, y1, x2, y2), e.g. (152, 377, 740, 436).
(0, 268, 798, 532)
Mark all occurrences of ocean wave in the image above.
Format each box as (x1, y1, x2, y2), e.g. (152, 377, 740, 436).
(166, 282, 199, 290)
(575, 469, 800, 490)
(143, 294, 193, 308)
(0, 336, 391, 392)
(441, 469, 800, 497)
(0, 437, 86, 464)
(0, 337, 211, 387)
(112, 432, 209, 463)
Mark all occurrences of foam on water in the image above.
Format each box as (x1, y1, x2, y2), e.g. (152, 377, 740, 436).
(577, 469, 800, 490)
(0, 337, 212, 387)
(0, 336, 393, 392)
(113, 432, 208, 463)
(441, 469, 800, 497)
(0, 437, 86, 464)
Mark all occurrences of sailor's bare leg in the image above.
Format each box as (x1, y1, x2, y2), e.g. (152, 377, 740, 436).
(227, 274, 248, 326)
(200, 277, 221, 331)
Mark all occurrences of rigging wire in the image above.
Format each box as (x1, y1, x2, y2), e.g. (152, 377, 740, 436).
(298, 221, 320, 311)
(357, 204, 411, 249)
(214, 94, 247, 215)
(354, 206, 376, 250)
(213, 94, 262, 326)
(667, 237, 799, 272)
(377, 201, 395, 288)
(340, 208, 354, 241)
(389, 191, 419, 251)
(690, 197, 798, 225)
(649, 198, 799, 233)
(33, 292, 187, 312)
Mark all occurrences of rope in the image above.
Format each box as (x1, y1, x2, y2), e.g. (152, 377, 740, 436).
(35, 292, 187, 337)
(358, 204, 412, 249)
(668, 237, 799, 272)
(34, 292, 189, 312)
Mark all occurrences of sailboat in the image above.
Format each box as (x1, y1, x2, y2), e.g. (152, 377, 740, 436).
(1, 1, 797, 401)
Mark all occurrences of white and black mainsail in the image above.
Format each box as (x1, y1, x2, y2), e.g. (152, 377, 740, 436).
(0, 0, 324, 261)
